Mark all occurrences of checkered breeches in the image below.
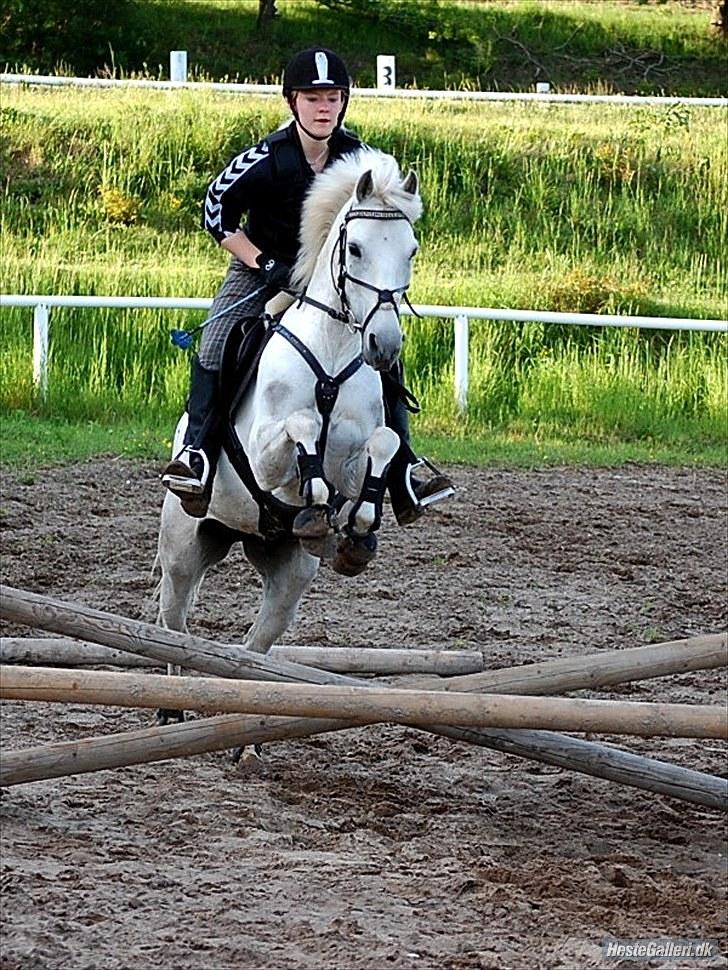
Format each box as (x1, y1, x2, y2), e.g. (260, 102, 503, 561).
(198, 259, 269, 369)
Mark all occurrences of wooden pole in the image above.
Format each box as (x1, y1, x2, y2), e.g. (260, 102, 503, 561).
(0, 638, 162, 668)
(0, 637, 486, 676)
(0, 584, 366, 688)
(3, 634, 725, 684)
(2, 666, 725, 738)
(1, 588, 723, 692)
(409, 633, 728, 693)
(2, 585, 725, 806)
(2, 713, 726, 811)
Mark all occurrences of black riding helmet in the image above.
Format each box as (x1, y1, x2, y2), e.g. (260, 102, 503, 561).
(282, 47, 351, 140)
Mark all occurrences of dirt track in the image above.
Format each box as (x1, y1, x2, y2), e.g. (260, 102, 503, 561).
(0, 459, 726, 970)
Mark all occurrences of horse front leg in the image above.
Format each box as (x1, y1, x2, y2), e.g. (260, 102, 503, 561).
(283, 409, 338, 545)
(333, 425, 400, 577)
(250, 408, 336, 552)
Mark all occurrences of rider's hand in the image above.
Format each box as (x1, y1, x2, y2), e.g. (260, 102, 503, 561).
(256, 252, 290, 289)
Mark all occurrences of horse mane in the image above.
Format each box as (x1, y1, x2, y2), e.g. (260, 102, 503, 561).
(290, 148, 423, 291)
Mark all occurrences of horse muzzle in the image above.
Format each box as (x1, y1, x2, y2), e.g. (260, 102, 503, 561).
(363, 311, 403, 371)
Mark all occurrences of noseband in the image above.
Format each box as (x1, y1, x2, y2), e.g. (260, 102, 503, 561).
(298, 206, 418, 333)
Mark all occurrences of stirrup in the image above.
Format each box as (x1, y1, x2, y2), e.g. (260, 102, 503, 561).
(411, 458, 455, 509)
(161, 447, 211, 496)
(394, 457, 455, 526)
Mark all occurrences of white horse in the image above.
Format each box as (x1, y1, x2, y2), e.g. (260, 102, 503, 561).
(156, 149, 422, 658)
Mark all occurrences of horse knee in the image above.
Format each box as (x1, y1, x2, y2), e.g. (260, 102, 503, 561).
(284, 409, 321, 446)
(367, 426, 400, 473)
(249, 420, 294, 491)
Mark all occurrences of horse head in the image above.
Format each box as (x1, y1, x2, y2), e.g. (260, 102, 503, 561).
(292, 150, 423, 371)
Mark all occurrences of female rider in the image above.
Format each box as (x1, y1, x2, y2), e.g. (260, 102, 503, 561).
(162, 47, 453, 522)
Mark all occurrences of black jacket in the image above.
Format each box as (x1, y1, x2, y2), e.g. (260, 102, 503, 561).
(203, 121, 362, 264)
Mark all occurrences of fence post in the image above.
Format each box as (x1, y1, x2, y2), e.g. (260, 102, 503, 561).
(33, 303, 49, 400)
(454, 314, 469, 412)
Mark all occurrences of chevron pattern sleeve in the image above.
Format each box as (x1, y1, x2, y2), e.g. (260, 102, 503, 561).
(204, 141, 270, 245)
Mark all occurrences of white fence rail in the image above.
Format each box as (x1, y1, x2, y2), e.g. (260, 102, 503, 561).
(2, 73, 726, 108)
(2, 294, 725, 410)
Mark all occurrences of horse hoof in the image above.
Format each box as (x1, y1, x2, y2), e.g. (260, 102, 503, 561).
(232, 744, 264, 766)
(292, 505, 332, 540)
(332, 532, 377, 577)
(157, 708, 185, 726)
(300, 533, 337, 560)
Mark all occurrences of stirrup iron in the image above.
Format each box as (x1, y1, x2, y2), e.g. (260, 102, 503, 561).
(407, 457, 455, 509)
(162, 447, 211, 496)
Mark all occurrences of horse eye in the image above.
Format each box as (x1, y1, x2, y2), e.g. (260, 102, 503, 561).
(348, 242, 362, 259)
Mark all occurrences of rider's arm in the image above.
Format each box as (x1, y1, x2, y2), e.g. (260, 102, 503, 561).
(203, 140, 269, 251)
(221, 229, 261, 268)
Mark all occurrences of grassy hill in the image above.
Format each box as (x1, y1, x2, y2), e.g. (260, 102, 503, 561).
(2, 81, 725, 461)
(2, 0, 726, 97)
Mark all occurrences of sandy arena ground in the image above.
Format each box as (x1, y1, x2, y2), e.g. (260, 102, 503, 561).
(0, 459, 726, 970)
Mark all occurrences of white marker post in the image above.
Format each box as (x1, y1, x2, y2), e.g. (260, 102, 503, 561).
(33, 303, 49, 400)
(170, 51, 188, 83)
(376, 55, 396, 91)
(454, 314, 469, 412)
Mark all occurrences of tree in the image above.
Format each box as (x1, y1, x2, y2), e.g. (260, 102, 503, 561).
(257, 0, 278, 30)
(713, 3, 727, 36)
(0, 0, 134, 74)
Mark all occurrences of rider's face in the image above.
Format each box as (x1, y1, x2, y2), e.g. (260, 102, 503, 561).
(294, 89, 344, 137)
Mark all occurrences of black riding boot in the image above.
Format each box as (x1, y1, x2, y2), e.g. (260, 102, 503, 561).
(383, 363, 455, 526)
(162, 355, 222, 518)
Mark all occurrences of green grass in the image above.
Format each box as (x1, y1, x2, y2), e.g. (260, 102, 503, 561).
(2, 411, 725, 473)
(5, 0, 726, 96)
(0, 412, 168, 471)
(1, 84, 726, 466)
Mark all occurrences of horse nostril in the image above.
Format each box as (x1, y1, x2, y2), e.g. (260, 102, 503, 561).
(368, 333, 378, 356)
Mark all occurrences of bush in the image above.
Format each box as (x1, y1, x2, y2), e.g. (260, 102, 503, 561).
(0, 0, 136, 75)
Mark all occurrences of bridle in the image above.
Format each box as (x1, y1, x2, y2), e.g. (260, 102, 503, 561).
(297, 206, 419, 333)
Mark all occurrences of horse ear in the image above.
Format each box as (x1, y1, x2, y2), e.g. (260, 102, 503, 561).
(402, 169, 418, 195)
(356, 169, 373, 202)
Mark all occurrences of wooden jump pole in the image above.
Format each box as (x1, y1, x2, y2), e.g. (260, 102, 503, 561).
(0, 637, 486, 676)
(2, 713, 726, 811)
(1, 587, 723, 693)
(2, 666, 725, 738)
(409, 634, 727, 694)
(0, 638, 162, 668)
(0, 584, 368, 687)
(2, 585, 726, 807)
